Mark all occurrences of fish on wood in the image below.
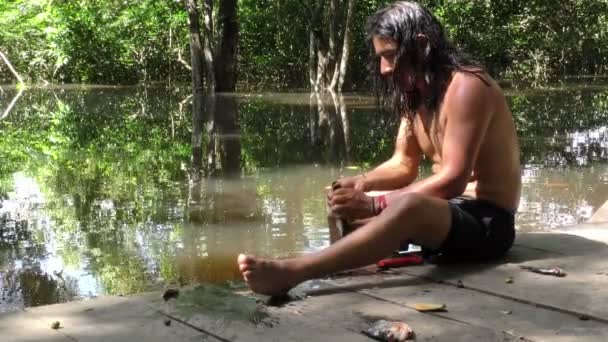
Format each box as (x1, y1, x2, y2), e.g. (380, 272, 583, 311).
(362, 320, 415, 341)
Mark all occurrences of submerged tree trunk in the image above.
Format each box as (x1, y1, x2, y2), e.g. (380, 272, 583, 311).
(202, 0, 216, 92)
(309, 92, 319, 146)
(215, 0, 238, 92)
(330, 91, 350, 162)
(186, 0, 206, 178)
(204, 94, 217, 176)
(215, 96, 241, 174)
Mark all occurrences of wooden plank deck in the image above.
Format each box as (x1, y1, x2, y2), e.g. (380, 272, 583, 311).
(3, 226, 608, 342)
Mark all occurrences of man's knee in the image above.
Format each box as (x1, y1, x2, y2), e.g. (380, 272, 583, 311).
(387, 193, 427, 218)
(385, 193, 451, 249)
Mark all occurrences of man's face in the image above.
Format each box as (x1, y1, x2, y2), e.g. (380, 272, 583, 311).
(373, 36, 415, 91)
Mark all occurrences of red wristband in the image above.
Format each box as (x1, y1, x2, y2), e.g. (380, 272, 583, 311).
(373, 195, 388, 215)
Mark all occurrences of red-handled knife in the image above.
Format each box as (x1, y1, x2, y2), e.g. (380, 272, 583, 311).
(376, 254, 424, 269)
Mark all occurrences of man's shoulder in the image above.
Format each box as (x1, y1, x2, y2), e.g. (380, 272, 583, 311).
(445, 71, 501, 105)
(451, 70, 496, 92)
(440, 71, 502, 120)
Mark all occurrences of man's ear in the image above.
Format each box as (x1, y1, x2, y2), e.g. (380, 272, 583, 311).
(415, 34, 430, 61)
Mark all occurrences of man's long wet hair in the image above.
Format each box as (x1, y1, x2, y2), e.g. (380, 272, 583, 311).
(368, 1, 484, 117)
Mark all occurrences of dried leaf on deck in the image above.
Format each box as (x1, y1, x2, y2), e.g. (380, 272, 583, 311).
(412, 303, 447, 312)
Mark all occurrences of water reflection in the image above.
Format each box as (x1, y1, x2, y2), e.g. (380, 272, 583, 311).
(513, 88, 608, 166)
(519, 165, 608, 231)
(0, 173, 79, 313)
(0, 87, 23, 120)
(309, 91, 352, 163)
(1, 84, 608, 311)
(192, 94, 242, 177)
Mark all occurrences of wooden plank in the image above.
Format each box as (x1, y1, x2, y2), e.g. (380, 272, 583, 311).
(361, 276, 608, 342)
(162, 286, 516, 342)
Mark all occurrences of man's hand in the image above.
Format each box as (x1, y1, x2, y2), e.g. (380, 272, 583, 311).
(328, 187, 375, 220)
(333, 174, 368, 191)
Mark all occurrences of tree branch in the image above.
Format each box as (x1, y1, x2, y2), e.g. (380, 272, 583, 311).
(0, 50, 24, 83)
(177, 48, 192, 71)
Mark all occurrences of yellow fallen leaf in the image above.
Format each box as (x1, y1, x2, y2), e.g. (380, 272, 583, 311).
(412, 303, 447, 312)
(345, 166, 360, 170)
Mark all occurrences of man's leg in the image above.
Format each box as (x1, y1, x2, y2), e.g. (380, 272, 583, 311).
(238, 193, 452, 296)
(328, 216, 373, 243)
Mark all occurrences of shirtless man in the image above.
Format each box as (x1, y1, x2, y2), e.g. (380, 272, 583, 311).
(238, 1, 521, 296)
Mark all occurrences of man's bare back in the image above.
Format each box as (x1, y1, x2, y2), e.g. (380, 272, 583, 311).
(413, 71, 521, 211)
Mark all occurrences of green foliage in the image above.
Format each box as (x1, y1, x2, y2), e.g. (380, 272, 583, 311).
(238, 0, 310, 89)
(426, 0, 608, 85)
(1, 0, 607, 87)
(0, 0, 189, 84)
(238, 0, 608, 89)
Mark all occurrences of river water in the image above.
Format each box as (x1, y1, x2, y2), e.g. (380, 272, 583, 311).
(1, 83, 607, 311)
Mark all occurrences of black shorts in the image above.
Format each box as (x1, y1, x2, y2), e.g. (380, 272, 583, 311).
(423, 196, 516, 261)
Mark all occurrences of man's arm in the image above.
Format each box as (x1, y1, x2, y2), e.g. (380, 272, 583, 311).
(384, 75, 493, 203)
(359, 117, 422, 191)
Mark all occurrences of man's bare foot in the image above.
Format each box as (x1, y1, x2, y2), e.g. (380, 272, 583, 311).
(237, 254, 301, 296)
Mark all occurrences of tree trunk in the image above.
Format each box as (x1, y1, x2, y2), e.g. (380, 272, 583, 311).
(185, 0, 206, 178)
(328, 0, 340, 75)
(314, 33, 330, 91)
(330, 0, 354, 92)
(168, 25, 173, 88)
(312, 1, 329, 91)
(303, 0, 327, 91)
(202, 0, 216, 92)
(215, 0, 238, 92)
(309, 30, 317, 90)
(0, 50, 24, 84)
